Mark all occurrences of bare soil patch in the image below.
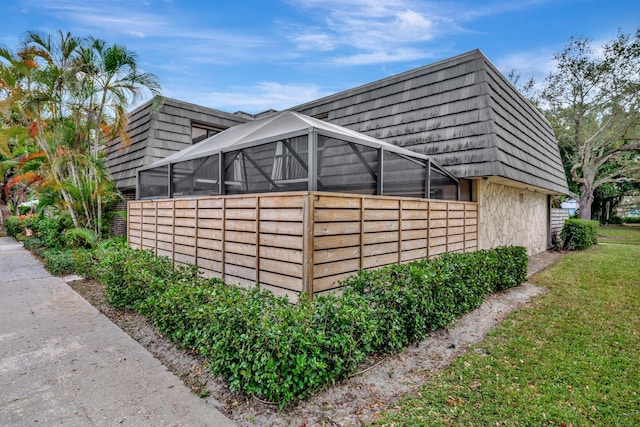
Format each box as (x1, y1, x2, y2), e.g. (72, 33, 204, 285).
(67, 250, 563, 426)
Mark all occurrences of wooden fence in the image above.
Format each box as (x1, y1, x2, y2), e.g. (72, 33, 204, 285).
(128, 191, 478, 300)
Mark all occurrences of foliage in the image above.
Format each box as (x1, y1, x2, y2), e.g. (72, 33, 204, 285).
(94, 246, 198, 308)
(0, 30, 160, 237)
(42, 249, 76, 275)
(373, 227, 640, 426)
(541, 29, 640, 220)
(341, 247, 528, 352)
(560, 218, 599, 250)
(4, 216, 23, 237)
(22, 214, 69, 248)
(88, 245, 527, 406)
(22, 237, 46, 256)
(63, 227, 99, 249)
(16, 228, 528, 407)
(623, 216, 640, 224)
(589, 171, 640, 224)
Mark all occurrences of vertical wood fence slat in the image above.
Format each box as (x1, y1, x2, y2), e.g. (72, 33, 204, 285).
(194, 199, 199, 266)
(302, 193, 315, 297)
(359, 195, 364, 271)
(221, 197, 226, 281)
(398, 199, 403, 263)
(139, 202, 143, 248)
(463, 203, 468, 252)
(255, 196, 260, 287)
(154, 201, 158, 253)
(427, 200, 431, 258)
(445, 202, 450, 254)
(171, 199, 176, 262)
(126, 200, 130, 247)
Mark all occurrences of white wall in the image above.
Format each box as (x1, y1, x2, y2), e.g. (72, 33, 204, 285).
(477, 180, 548, 255)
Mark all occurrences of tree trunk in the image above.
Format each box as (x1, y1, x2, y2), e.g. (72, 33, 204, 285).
(579, 186, 593, 220)
(0, 201, 11, 231)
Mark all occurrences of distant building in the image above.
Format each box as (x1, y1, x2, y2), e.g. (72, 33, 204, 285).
(561, 199, 578, 216)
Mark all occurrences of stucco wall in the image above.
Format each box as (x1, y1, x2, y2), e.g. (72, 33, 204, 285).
(477, 180, 548, 255)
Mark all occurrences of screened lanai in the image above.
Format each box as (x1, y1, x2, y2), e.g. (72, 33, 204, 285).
(137, 111, 461, 200)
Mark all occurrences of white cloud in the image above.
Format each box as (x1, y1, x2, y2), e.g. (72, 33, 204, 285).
(495, 50, 556, 85)
(30, 0, 271, 65)
(333, 47, 435, 65)
(284, 0, 455, 65)
(38, 1, 166, 38)
(167, 82, 332, 114)
(292, 32, 336, 51)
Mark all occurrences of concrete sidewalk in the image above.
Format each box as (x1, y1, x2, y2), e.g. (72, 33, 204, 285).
(0, 237, 235, 426)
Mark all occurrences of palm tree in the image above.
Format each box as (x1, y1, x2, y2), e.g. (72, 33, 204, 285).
(75, 37, 160, 236)
(1, 30, 161, 237)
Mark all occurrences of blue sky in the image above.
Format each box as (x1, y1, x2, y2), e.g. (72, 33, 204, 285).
(1, 0, 638, 114)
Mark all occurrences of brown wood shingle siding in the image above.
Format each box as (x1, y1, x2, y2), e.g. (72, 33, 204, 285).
(294, 50, 569, 195)
(106, 98, 249, 190)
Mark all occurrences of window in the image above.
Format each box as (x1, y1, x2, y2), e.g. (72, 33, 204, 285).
(191, 123, 224, 144)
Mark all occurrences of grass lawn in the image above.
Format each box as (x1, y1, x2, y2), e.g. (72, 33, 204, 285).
(597, 223, 640, 245)
(371, 226, 640, 426)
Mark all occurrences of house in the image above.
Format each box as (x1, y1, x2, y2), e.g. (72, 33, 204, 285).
(106, 98, 252, 200)
(560, 199, 578, 216)
(107, 50, 569, 296)
(105, 98, 251, 234)
(291, 49, 569, 255)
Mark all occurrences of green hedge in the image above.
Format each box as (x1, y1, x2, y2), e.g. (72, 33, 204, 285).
(42, 248, 96, 276)
(560, 218, 599, 250)
(4, 216, 24, 237)
(4, 214, 70, 248)
(23, 215, 69, 248)
(90, 245, 527, 406)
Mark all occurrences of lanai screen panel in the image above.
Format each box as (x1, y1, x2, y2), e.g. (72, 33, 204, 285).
(139, 166, 169, 199)
(317, 135, 378, 194)
(172, 154, 219, 196)
(224, 136, 309, 195)
(430, 168, 458, 200)
(383, 151, 427, 198)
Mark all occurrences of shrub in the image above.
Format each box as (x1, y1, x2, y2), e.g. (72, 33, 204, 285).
(560, 218, 599, 250)
(23, 215, 69, 248)
(340, 263, 435, 352)
(340, 247, 528, 350)
(96, 244, 528, 406)
(70, 249, 98, 278)
(42, 249, 76, 275)
(4, 216, 24, 237)
(623, 216, 640, 224)
(63, 227, 99, 249)
(493, 246, 528, 290)
(606, 213, 623, 225)
(96, 247, 198, 308)
(22, 237, 47, 256)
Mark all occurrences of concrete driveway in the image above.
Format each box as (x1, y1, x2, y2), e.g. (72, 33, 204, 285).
(0, 237, 235, 426)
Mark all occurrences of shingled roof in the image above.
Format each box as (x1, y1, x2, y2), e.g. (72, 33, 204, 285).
(293, 49, 569, 195)
(106, 97, 249, 190)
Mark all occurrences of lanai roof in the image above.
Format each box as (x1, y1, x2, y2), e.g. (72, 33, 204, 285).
(139, 110, 442, 171)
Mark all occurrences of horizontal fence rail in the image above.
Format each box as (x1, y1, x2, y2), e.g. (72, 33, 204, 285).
(128, 192, 478, 300)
